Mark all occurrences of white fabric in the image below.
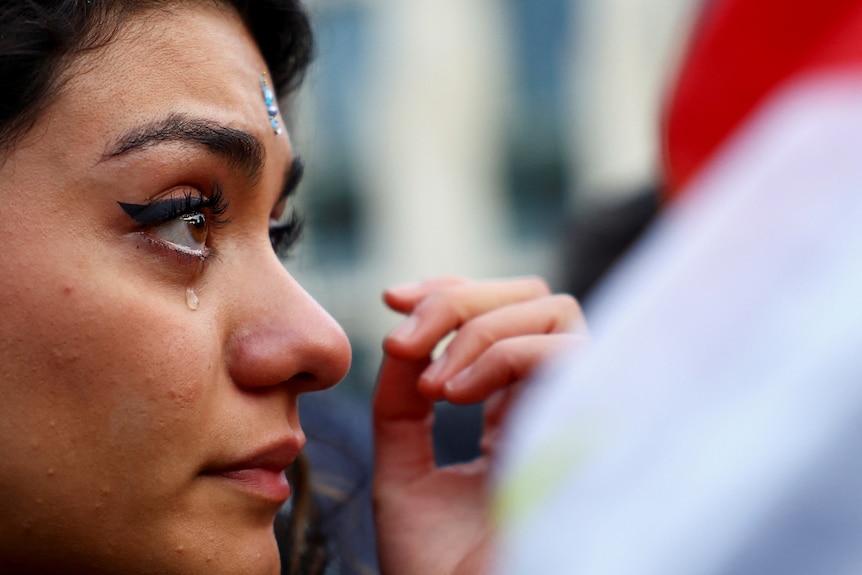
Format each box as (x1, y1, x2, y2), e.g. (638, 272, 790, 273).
(495, 74, 862, 575)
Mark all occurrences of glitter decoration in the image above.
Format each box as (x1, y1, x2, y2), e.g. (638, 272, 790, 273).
(260, 72, 282, 135)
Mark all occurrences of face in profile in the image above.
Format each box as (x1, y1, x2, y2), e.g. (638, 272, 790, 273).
(0, 4, 350, 574)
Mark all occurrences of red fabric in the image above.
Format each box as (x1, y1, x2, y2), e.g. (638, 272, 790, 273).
(663, 0, 862, 197)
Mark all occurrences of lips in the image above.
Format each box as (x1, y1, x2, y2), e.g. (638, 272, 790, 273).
(202, 438, 303, 503)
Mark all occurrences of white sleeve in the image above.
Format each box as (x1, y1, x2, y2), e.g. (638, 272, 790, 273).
(494, 74, 862, 575)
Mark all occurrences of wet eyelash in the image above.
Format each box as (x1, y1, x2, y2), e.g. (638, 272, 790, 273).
(118, 184, 230, 227)
(270, 210, 305, 258)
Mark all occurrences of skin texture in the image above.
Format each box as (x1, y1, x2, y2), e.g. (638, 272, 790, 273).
(373, 277, 587, 574)
(0, 4, 350, 574)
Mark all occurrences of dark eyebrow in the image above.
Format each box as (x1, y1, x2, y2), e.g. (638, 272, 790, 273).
(103, 113, 265, 184)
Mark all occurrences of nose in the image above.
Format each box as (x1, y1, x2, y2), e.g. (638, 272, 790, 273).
(225, 252, 351, 394)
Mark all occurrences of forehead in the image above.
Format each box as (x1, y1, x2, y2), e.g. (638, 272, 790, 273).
(45, 4, 274, 161)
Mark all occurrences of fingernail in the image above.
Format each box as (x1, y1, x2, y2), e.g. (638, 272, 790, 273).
(389, 314, 418, 342)
(421, 351, 448, 383)
(444, 366, 472, 393)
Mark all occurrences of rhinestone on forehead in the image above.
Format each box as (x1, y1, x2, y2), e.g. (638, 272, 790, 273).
(260, 72, 282, 135)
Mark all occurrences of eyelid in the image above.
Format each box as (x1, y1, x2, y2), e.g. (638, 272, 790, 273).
(118, 185, 229, 226)
(119, 195, 203, 224)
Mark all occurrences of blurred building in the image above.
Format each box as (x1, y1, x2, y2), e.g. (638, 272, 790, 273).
(287, 0, 701, 394)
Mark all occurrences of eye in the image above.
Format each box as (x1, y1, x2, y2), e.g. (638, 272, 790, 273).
(153, 211, 210, 256)
(270, 209, 304, 258)
(118, 185, 230, 261)
(269, 157, 306, 259)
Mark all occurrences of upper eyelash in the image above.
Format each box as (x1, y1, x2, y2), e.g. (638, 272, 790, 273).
(118, 184, 230, 227)
(270, 210, 305, 258)
(283, 157, 304, 200)
(118, 185, 301, 258)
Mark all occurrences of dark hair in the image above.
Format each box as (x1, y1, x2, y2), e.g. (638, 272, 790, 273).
(0, 0, 314, 155)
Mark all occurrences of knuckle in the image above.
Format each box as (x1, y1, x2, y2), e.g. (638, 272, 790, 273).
(483, 338, 519, 366)
(436, 274, 468, 286)
(427, 284, 473, 318)
(521, 275, 552, 296)
(413, 291, 461, 329)
(456, 319, 497, 350)
(551, 293, 581, 314)
(413, 291, 445, 316)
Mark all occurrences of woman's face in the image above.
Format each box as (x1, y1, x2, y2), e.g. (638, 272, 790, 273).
(0, 4, 350, 574)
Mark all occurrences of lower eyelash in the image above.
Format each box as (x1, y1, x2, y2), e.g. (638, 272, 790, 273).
(133, 231, 213, 270)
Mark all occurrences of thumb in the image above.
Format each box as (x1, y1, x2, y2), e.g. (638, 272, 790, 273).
(373, 354, 436, 486)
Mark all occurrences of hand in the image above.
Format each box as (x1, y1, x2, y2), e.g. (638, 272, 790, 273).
(372, 276, 587, 575)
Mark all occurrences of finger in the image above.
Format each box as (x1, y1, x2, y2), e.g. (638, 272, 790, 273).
(383, 276, 467, 314)
(372, 354, 436, 487)
(384, 276, 552, 360)
(417, 294, 585, 398)
(441, 334, 582, 404)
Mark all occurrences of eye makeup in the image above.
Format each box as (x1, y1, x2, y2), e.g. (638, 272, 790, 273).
(118, 157, 307, 264)
(118, 185, 230, 262)
(269, 210, 305, 258)
(269, 157, 306, 258)
(281, 157, 305, 203)
(118, 185, 229, 227)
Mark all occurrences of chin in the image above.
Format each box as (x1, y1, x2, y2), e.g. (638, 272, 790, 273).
(148, 476, 288, 574)
(170, 510, 284, 575)
(97, 505, 285, 575)
(211, 534, 282, 575)
(0, 528, 282, 575)
(145, 526, 282, 575)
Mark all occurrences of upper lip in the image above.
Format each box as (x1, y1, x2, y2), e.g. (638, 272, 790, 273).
(203, 434, 304, 474)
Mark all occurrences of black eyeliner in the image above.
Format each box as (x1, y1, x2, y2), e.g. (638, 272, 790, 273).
(118, 185, 229, 226)
(119, 195, 205, 224)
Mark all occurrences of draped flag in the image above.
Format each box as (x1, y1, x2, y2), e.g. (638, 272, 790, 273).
(496, 1, 862, 573)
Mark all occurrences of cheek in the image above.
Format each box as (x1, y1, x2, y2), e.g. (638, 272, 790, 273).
(41, 286, 214, 434)
(0, 269, 229, 566)
(0, 185, 221, 449)
(0, 271, 220, 495)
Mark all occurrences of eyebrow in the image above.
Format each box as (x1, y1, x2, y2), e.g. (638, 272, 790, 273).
(103, 113, 265, 184)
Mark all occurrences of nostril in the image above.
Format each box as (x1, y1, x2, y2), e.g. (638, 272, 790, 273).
(289, 371, 316, 390)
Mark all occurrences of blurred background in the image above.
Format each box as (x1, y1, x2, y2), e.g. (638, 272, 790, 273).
(286, 0, 704, 397)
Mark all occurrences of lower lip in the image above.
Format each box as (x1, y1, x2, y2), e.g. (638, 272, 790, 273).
(210, 468, 292, 503)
